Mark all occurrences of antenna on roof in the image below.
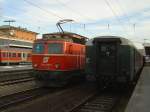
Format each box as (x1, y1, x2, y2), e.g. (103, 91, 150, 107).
(56, 19, 74, 34)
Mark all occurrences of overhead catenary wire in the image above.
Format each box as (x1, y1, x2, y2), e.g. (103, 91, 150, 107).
(5, 6, 59, 22)
(103, 0, 130, 36)
(114, 0, 132, 25)
(1, 8, 44, 32)
(3, 1, 68, 33)
(56, 0, 98, 35)
(23, 0, 90, 34)
(55, 0, 95, 22)
(2, 6, 72, 33)
(1, 15, 47, 30)
(114, 0, 137, 38)
(55, 0, 119, 36)
(1, 15, 51, 35)
(23, 0, 64, 20)
(4, 0, 133, 38)
(109, 0, 147, 44)
(5, 0, 94, 36)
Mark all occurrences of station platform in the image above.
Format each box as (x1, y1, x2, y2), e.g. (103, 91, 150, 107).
(125, 66, 150, 112)
(0, 65, 33, 72)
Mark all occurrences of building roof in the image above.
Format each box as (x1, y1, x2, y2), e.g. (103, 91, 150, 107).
(0, 38, 33, 48)
(0, 25, 38, 34)
(0, 30, 8, 36)
(143, 43, 150, 47)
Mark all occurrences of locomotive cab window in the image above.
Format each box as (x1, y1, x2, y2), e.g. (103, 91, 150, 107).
(48, 43, 63, 54)
(33, 43, 44, 54)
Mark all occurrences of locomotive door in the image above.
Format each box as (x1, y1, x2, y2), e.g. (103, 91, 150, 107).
(96, 42, 117, 75)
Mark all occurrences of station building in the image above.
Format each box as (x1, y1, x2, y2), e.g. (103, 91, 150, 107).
(0, 25, 38, 64)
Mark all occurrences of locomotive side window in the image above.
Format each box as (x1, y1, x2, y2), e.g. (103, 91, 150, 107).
(48, 43, 63, 54)
(69, 45, 73, 54)
(33, 43, 44, 54)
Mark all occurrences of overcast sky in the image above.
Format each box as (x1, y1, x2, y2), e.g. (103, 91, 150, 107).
(0, 0, 150, 44)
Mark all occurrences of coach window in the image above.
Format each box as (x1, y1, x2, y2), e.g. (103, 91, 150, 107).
(5, 52, 8, 57)
(9, 52, 12, 57)
(18, 53, 21, 57)
(12, 53, 16, 57)
(33, 43, 44, 54)
(28, 53, 31, 57)
(2, 52, 6, 57)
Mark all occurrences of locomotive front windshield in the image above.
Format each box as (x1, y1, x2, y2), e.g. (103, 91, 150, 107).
(33, 43, 44, 54)
(48, 43, 63, 54)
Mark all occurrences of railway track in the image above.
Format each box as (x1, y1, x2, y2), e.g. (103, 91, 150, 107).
(0, 69, 35, 86)
(0, 77, 35, 86)
(0, 82, 128, 112)
(0, 82, 96, 112)
(0, 87, 59, 110)
(0, 69, 33, 82)
(71, 93, 119, 112)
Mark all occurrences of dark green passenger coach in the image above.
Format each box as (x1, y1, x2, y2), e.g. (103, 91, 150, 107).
(86, 36, 144, 87)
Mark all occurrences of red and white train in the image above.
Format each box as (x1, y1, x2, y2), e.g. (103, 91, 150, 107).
(32, 32, 88, 86)
(0, 37, 33, 65)
(0, 48, 31, 64)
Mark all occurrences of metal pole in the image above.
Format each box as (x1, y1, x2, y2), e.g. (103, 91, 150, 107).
(133, 23, 136, 37)
(83, 24, 86, 31)
(3, 20, 15, 66)
(108, 24, 110, 30)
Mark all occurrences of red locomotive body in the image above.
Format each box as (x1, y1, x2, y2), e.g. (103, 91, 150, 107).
(32, 32, 87, 86)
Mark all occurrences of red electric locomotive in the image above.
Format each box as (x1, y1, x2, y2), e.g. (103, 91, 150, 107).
(32, 32, 88, 86)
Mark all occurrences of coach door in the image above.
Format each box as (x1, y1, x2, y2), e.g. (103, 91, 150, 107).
(21, 52, 27, 61)
(96, 42, 117, 75)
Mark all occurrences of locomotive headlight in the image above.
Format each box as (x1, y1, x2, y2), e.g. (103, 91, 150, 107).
(55, 63, 60, 69)
(33, 64, 37, 67)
